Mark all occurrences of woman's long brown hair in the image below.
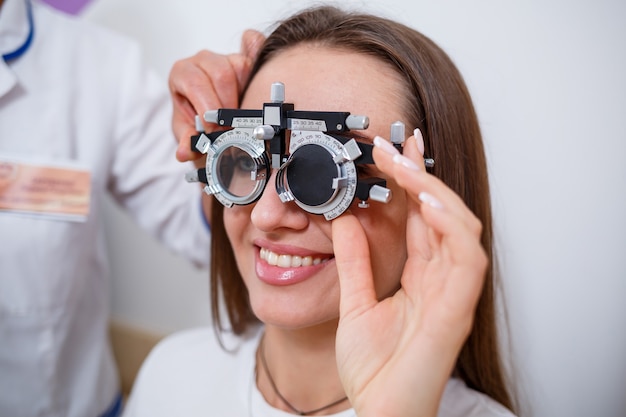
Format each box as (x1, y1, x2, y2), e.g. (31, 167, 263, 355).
(210, 5, 516, 413)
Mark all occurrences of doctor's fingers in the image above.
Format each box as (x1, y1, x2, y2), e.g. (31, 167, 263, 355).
(172, 98, 201, 162)
(169, 50, 251, 120)
(169, 50, 253, 161)
(240, 29, 266, 64)
(172, 30, 263, 133)
(170, 31, 264, 162)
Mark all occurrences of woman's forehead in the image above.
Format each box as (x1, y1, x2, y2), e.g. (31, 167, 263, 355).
(243, 45, 409, 136)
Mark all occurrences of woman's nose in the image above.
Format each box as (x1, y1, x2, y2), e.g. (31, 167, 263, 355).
(250, 170, 309, 232)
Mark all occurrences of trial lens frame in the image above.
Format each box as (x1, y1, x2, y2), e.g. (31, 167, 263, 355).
(185, 82, 428, 220)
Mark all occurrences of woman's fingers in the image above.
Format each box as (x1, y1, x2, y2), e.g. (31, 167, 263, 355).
(422, 194, 487, 295)
(332, 212, 378, 319)
(373, 132, 482, 240)
(373, 130, 487, 308)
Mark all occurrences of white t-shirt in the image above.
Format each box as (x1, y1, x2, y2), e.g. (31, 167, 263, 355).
(124, 326, 516, 417)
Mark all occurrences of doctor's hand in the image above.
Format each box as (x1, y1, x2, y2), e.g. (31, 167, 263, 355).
(331, 130, 487, 417)
(168, 29, 265, 162)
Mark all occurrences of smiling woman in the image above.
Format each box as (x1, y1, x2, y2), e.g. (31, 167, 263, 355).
(231, 46, 410, 326)
(123, 5, 517, 417)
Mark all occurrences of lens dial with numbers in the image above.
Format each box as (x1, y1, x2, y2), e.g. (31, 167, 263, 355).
(276, 130, 359, 220)
(204, 128, 270, 207)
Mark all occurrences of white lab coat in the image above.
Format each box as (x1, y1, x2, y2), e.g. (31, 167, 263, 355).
(0, 1, 210, 416)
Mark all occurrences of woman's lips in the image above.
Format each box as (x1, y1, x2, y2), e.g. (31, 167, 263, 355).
(255, 246, 334, 286)
(260, 247, 331, 267)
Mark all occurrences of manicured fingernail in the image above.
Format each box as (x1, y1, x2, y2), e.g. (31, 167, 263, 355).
(393, 154, 421, 171)
(418, 192, 444, 209)
(373, 136, 399, 155)
(414, 128, 425, 156)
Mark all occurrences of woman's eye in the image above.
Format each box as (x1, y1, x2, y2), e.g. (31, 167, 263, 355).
(234, 155, 255, 172)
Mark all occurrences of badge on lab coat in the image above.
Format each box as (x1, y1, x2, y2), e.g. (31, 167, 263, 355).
(0, 155, 90, 222)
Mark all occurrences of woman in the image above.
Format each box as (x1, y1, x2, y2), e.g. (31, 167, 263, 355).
(124, 6, 517, 417)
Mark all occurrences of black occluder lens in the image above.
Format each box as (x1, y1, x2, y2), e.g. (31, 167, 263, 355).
(287, 144, 337, 207)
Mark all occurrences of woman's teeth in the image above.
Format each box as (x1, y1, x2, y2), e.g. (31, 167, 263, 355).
(260, 247, 330, 268)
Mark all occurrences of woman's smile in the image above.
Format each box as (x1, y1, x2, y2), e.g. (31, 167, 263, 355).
(255, 243, 335, 286)
(259, 247, 333, 268)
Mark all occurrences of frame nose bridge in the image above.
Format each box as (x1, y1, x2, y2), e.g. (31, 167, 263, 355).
(250, 166, 309, 231)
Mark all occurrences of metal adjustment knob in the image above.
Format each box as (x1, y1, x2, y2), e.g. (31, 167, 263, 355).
(270, 82, 285, 103)
(204, 110, 219, 124)
(390, 121, 405, 144)
(346, 115, 370, 130)
(369, 184, 392, 204)
(253, 125, 276, 140)
(194, 115, 204, 132)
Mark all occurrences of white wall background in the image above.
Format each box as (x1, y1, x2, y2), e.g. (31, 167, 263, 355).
(81, 1, 626, 416)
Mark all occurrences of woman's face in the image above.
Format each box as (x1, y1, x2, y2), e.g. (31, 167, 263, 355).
(225, 45, 409, 328)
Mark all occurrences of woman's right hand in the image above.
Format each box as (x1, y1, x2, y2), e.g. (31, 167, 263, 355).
(168, 29, 266, 162)
(332, 131, 488, 417)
